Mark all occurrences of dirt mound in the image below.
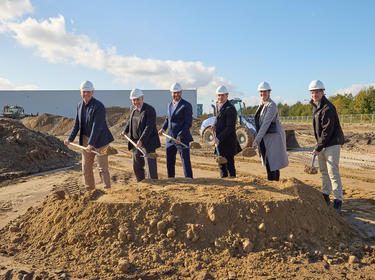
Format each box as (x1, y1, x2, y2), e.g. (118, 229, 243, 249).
(0, 118, 78, 182)
(105, 106, 130, 127)
(345, 132, 375, 148)
(0, 176, 359, 279)
(22, 113, 74, 136)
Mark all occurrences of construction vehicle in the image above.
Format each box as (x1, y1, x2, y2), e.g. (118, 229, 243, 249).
(199, 98, 299, 150)
(2, 104, 26, 119)
(199, 98, 256, 149)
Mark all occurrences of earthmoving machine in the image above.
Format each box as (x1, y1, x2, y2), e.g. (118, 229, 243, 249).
(2, 104, 26, 119)
(199, 98, 299, 150)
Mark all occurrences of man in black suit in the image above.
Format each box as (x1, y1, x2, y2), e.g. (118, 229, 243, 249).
(213, 85, 242, 178)
(158, 82, 193, 178)
(121, 88, 160, 182)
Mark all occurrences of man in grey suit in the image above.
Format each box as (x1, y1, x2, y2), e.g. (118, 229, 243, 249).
(121, 89, 160, 182)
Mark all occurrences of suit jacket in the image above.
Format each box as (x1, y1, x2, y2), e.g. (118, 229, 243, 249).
(123, 102, 161, 153)
(254, 98, 288, 171)
(162, 98, 193, 146)
(68, 97, 114, 148)
(214, 100, 242, 156)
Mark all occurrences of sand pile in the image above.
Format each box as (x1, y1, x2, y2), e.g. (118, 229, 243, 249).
(0, 176, 358, 279)
(0, 118, 78, 182)
(105, 106, 130, 127)
(22, 113, 74, 136)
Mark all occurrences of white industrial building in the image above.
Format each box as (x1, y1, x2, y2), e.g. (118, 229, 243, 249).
(0, 89, 197, 118)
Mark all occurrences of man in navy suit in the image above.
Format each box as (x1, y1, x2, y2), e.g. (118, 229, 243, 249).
(158, 82, 193, 178)
(64, 80, 114, 190)
(121, 88, 160, 182)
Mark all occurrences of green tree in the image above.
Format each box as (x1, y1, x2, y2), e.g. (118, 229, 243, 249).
(353, 87, 375, 114)
(288, 102, 311, 116)
(329, 93, 354, 114)
(277, 103, 290, 116)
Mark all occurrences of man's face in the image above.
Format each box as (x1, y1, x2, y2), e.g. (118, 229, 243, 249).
(259, 90, 271, 103)
(171, 91, 182, 103)
(310, 89, 324, 103)
(132, 96, 144, 109)
(217, 93, 228, 104)
(80, 90, 94, 104)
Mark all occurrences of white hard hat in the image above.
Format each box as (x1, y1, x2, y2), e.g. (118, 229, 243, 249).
(257, 81, 271, 91)
(308, 80, 325, 91)
(130, 88, 144, 99)
(216, 85, 228, 94)
(80, 80, 94, 91)
(170, 82, 182, 92)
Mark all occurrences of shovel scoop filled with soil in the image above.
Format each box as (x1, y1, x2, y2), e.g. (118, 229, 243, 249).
(304, 154, 318, 174)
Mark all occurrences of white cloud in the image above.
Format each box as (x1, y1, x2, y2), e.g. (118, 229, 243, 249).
(3, 13, 233, 96)
(333, 83, 375, 96)
(0, 76, 38, 89)
(0, 0, 33, 21)
(0, 77, 12, 88)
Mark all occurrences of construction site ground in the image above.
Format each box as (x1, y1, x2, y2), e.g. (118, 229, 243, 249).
(0, 112, 375, 279)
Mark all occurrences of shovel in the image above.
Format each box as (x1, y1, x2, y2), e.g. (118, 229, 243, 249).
(304, 154, 318, 174)
(123, 134, 158, 159)
(162, 133, 202, 149)
(241, 147, 257, 157)
(215, 144, 228, 164)
(68, 142, 101, 156)
(68, 142, 118, 156)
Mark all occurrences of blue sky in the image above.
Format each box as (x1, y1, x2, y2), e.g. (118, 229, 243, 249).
(0, 0, 375, 112)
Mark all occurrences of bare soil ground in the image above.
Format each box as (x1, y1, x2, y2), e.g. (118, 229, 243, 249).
(0, 113, 374, 279)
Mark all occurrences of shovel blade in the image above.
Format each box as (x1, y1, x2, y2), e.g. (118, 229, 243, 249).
(189, 142, 202, 149)
(216, 156, 228, 164)
(144, 153, 158, 159)
(304, 165, 318, 174)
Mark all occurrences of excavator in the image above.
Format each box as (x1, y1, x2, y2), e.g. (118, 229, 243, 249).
(2, 104, 26, 119)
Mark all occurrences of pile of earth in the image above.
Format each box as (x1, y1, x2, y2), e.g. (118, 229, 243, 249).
(1, 176, 370, 279)
(0, 118, 78, 182)
(22, 113, 74, 136)
(345, 132, 375, 149)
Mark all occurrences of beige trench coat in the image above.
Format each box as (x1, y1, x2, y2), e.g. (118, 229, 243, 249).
(254, 98, 289, 171)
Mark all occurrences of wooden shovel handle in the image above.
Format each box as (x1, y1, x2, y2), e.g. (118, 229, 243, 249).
(69, 142, 100, 156)
(162, 133, 189, 148)
(123, 134, 146, 157)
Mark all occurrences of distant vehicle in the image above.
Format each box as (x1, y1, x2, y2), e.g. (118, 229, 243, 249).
(2, 104, 26, 119)
(199, 98, 256, 149)
(199, 98, 299, 150)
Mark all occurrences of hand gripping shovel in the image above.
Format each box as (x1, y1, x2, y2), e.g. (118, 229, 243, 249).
(162, 133, 202, 149)
(123, 134, 157, 159)
(68, 142, 101, 156)
(215, 144, 227, 164)
(304, 154, 318, 174)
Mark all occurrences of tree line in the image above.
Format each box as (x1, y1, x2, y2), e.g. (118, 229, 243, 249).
(242, 87, 375, 116)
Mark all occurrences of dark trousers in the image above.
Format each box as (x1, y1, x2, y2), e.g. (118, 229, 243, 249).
(218, 154, 236, 178)
(265, 159, 280, 181)
(260, 140, 279, 181)
(133, 148, 158, 182)
(166, 144, 193, 178)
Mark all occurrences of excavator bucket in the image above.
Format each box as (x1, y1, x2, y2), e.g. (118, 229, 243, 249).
(285, 130, 300, 150)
